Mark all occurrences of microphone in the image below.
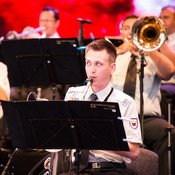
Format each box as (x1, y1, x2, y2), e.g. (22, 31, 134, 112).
(77, 18, 92, 24)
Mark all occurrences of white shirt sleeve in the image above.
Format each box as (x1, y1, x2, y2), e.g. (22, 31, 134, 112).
(0, 62, 10, 118)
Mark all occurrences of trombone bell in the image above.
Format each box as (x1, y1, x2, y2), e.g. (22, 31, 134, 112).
(131, 16, 167, 52)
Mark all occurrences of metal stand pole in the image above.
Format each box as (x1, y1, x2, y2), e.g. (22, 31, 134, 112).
(139, 51, 146, 140)
(78, 22, 84, 47)
(74, 149, 81, 175)
(167, 100, 172, 175)
(1, 148, 19, 175)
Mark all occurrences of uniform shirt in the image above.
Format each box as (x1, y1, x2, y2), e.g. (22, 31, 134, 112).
(0, 62, 10, 118)
(49, 32, 60, 38)
(167, 32, 175, 51)
(65, 83, 142, 163)
(41, 32, 60, 39)
(111, 52, 162, 116)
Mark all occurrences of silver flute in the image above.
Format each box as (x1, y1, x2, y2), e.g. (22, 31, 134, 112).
(6, 26, 45, 40)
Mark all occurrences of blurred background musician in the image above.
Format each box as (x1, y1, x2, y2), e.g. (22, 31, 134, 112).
(110, 14, 175, 175)
(159, 5, 175, 92)
(10, 6, 68, 101)
(21, 6, 60, 39)
(160, 5, 175, 51)
(0, 61, 10, 137)
(3, 7, 64, 174)
(159, 5, 175, 125)
(0, 61, 11, 173)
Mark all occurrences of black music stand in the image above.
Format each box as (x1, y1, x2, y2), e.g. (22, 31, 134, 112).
(1, 38, 86, 87)
(1, 100, 129, 174)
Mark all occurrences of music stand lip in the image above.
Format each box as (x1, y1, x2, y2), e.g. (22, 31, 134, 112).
(1, 100, 129, 151)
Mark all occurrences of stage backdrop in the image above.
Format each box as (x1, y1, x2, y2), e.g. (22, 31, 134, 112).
(0, 0, 134, 39)
(0, 0, 174, 39)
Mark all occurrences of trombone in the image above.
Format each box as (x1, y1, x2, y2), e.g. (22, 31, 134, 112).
(105, 16, 167, 52)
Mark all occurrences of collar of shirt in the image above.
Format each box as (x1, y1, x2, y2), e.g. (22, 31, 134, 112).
(85, 83, 112, 101)
(48, 32, 60, 38)
(167, 32, 175, 42)
(167, 32, 175, 48)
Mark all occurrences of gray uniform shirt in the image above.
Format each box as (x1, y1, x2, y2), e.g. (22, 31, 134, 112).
(65, 83, 142, 163)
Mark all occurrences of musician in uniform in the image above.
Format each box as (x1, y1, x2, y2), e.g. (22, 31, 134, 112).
(10, 6, 68, 101)
(50, 39, 142, 175)
(111, 14, 175, 175)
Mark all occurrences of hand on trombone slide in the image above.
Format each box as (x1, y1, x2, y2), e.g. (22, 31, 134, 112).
(105, 36, 139, 56)
(117, 37, 139, 56)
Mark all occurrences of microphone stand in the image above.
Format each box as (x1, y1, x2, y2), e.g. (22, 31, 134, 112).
(78, 22, 84, 47)
(77, 18, 91, 46)
(77, 19, 91, 60)
(77, 21, 85, 66)
(139, 51, 147, 141)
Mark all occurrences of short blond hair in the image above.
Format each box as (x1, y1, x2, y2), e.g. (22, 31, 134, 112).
(85, 39, 117, 63)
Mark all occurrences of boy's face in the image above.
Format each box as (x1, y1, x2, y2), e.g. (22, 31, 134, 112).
(85, 49, 115, 92)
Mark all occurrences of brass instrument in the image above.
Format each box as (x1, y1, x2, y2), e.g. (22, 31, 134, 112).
(81, 78, 93, 100)
(105, 16, 167, 52)
(131, 16, 167, 52)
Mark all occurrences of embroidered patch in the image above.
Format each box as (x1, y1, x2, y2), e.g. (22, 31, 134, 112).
(129, 118, 138, 129)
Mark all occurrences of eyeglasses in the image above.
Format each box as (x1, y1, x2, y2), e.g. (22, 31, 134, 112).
(39, 19, 56, 23)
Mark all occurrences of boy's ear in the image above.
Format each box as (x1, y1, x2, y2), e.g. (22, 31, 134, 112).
(110, 63, 116, 73)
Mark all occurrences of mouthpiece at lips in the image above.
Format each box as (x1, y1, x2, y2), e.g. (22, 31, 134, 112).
(85, 78, 93, 87)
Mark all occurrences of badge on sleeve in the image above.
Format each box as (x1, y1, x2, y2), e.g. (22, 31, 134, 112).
(129, 118, 138, 129)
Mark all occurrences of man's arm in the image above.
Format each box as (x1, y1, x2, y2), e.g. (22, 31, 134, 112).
(0, 87, 8, 101)
(116, 40, 175, 80)
(115, 142, 140, 160)
(0, 86, 8, 106)
(147, 50, 175, 80)
(159, 42, 175, 65)
(0, 63, 10, 105)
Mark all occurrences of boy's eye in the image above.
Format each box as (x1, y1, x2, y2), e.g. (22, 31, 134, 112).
(96, 62, 102, 66)
(86, 61, 91, 65)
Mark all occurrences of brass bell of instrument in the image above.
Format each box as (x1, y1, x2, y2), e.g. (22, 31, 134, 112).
(131, 16, 167, 52)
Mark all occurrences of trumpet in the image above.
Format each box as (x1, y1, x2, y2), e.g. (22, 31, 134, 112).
(6, 26, 45, 40)
(131, 16, 167, 52)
